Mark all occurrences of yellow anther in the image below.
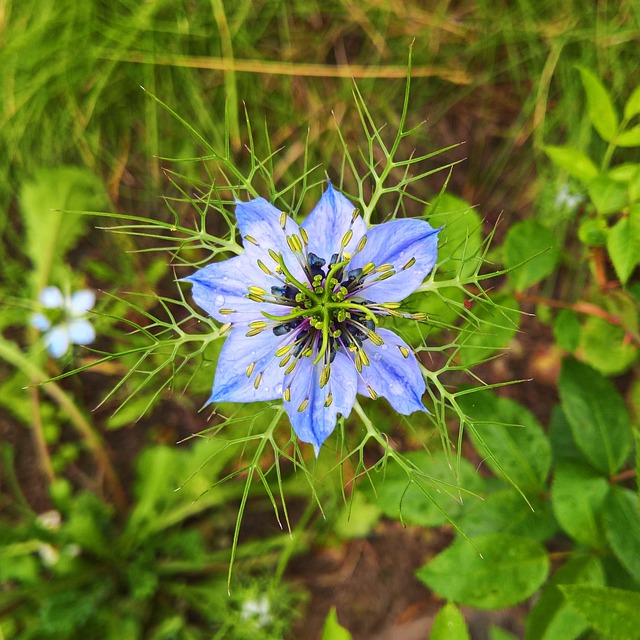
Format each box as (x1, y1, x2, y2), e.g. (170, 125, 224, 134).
(402, 257, 416, 270)
(324, 393, 333, 407)
(285, 361, 297, 375)
(244, 235, 259, 246)
(248, 285, 267, 296)
(319, 365, 331, 388)
(219, 308, 235, 315)
(398, 346, 410, 359)
(412, 313, 428, 321)
(361, 262, 376, 275)
(356, 235, 367, 253)
(360, 349, 370, 367)
(376, 263, 394, 272)
(268, 248, 280, 263)
(380, 302, 401, 309)
(368, 331, 384, 346)
(367, 385, 378, 399)
(283, 386, 291, 402)
(355, 354, 363, 373)
(248, 320, 267, 329)
(254, 373, 263, 389)
(246, 362, 256, 377)
(297, 398, 309, 412)
(299, 227, 309, 245)
(351, 208, 360, 223)
(219, 322, 232, 335)
(275, 344, 293, 357)
(341, 229, 353, 248)
(246, 294, 265, 303)
(279, 354, 292, 367)
(257, 259, 272, 275)
(279, 211, 287, 229)
(245, 327, 265, 337)
(376, 271, 395, 282)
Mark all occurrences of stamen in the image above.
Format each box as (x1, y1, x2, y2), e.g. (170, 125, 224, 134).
(248, 320, 268, 329)
(283, 386, 291, 402)
(398, 346, 410, 358)
(402, 257, 416, 270)
(219, 309, 235, 315)
(246, 327, 266, 337)
(351, 208, 360, 223)
(220, 322, 232, 335)
(244, 235, 259, 246)
(355, 235, 367, 253)
(324, 393, 333, 407)
(299, 227, 309, 245)
(368, 331, 384, 346)
(367, 385, 378, 399)
(246, 362, 256, 377)
(254, 373, 263, 389)
(279, 212, 287, 229)
(275, 344, 293, 357)
(319, 365, 331, 388)
(248, 285, 267, 296)
(298, 398, 309, 412)
(341, 229, 353, 248)
(257, 259, 272, 275)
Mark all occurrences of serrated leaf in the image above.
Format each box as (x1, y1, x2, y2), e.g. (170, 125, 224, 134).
(559, 585, 640, 640)
(321, 608, 352, 640)
(616, 125, 640, 147)
(551, 461, 609, 547)
(558, 358, 632, 475)
(525, 555, 605, 640)
(604, 488, 640, 582)
(579, 315, 638, 375)
(416, 533, 549, 609)
(607, 204, 640, 285)
(459, 391, 552, 491)
(577, 67, 619, 142)
(503, 220, 560, 290)
(20, 167, 108, 295)
(587, 175, 629, 214)
(375, 451, 484, 527)
(431, 603, 470, 640)
(624, 85, 640, 119)
(543, 145, 599, 183)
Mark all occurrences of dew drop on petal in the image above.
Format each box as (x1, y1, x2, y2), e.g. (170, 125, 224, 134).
(372, 352, 382, 362)
(275, 383, 283, 395)
(381, 344, 388, 351)
(214, 295, 225, 307)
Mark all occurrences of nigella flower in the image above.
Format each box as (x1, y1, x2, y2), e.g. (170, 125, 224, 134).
(31, 286, 96, 358)
(186, 183, 439, 454)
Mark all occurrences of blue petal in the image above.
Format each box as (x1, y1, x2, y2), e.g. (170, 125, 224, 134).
(283, 351, 357, 455)
(301, 182, 367, 261)
(357, 328, 426, 414)
(31, 313, 51, 331)
(44, 326, 70, 358)
(67, 319, 95, 346)
(348, 219, 440, 302)
(185, 254, 289, 325)
(235, 197, 308, 285)
(40, 286, 64, 309)
(208, 326, 284, 403)
(68, 290, 95, 316)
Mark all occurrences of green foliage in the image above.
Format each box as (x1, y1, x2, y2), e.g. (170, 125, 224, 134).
(431, 603, 470, 640)
(321, 608, 352, 640)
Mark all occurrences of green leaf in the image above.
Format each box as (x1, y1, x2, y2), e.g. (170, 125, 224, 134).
(607, 204, 640, 284)
(459, 391, 552, 491)
(579, 315, 638, 375)
(587, 175, 629, 214)
(604, 488, 640, 583)
(558, 358, 632, 475)
(416, 534, 549, 609)
(321, 607, 352, 640)
(375, 451, 484, 527)
(503, 220, 560, 290)
(458, 294, 520, 366)
(616, 125, 640, 147)
(552, 309, 580, 352)
(489, 627, 518, 640)
(426, 194, 483, 279)
(525, 555, 605, 640)
(577, 66, 619, 142)
(431, 603, 470, 640)
(20, 167, 108, 295)
(459, 490, 557, 541)
(559, 585, 640, 640)
(335, 491, 381, 540)
(624, 85, 640, 120)
(543, 145, 599, 183)
(551, 461, 609, 548)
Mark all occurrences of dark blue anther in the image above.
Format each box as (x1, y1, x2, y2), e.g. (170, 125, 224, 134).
(308, 252, 327, 278)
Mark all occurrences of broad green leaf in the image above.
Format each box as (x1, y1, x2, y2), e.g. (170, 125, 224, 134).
(607, 162, 640, 182)
(543, 145, 599, 183)
(616, 125, 640, 147)
(20, 167, 108, 295)
(321, 608, 352, 640)
(459, 490, 557, 541)
(587, 175, 628, 214)
(624, 85, 640, 119)
(578, 217, 608, 246)
(335, 491, 381, 539)
(606, 203, 640, 284)
(489, 628, 518, 640)
(426, 194, 483, 279)
(551, 461, 609, 548)
(604, 488, 640, 582)
(417, 534, 549, 609)
(458, 294, 520, 366)
(558, 358, 632, 475)
(459, 391, 552, 491)
(375, 451, 484, 527)
(552, 309, 580, 352)
(559, 585, 640, 640)
(525, 555, 605, 640)
(431, 603, 470, 640)
(503, 220, 560, 291)
(577, 66, 619, 142)
(579, 315, 638, 375)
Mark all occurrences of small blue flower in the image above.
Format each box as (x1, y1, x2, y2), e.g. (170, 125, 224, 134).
(186, 183, 439, 454)
(32, 286, 96, 358)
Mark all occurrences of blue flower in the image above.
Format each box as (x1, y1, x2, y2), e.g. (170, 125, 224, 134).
(186, 183, 440, 454)
(31, 286, 96, 358)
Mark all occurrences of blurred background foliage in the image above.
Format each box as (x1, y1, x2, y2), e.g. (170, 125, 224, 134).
(2, 0, 640, 638)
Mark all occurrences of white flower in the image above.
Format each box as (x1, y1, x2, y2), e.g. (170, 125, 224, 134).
(240, 595, 272, 627)
(32, 286, 96, 358)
